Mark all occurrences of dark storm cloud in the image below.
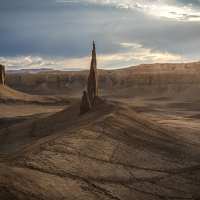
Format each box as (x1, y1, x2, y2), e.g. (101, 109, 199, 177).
(0, 0, 123, 58)
(118, 19, 200, 56)
(0, 0, 200, 63)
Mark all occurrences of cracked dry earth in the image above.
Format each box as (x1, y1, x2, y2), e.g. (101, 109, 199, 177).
(0, 97, 200, 200)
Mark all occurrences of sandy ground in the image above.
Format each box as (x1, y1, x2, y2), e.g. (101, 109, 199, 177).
(0, 104, 67, 118)
(107, 97, 200, 133)
(0, 96, 200, 199)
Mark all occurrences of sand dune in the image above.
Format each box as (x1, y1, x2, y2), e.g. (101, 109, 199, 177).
(1, 97, 200, 199)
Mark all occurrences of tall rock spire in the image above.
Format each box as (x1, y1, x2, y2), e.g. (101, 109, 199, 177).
(0, 64, 5, 85)
(87, 41, 98, 105)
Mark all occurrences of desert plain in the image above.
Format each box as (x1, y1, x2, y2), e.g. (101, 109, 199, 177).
(1, 62, 200, 199)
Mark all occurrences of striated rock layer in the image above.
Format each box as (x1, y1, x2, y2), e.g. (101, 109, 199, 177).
(5, 61, 200, 101)
(0, 64, 5, 85)
(6, 62, 200, 89)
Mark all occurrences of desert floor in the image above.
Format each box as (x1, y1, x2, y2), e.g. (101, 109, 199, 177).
(107, 96, 200, 133)
(0, 95, 200, 199)
(2, 96, 200, 131)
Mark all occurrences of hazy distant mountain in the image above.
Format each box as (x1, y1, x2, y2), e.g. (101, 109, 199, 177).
(62, 68, 87, 71)
(6, 68, 88, 74)
(6, 68, 54, 74)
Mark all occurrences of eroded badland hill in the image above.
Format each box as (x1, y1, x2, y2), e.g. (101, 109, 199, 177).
(1, 97, 200, 199)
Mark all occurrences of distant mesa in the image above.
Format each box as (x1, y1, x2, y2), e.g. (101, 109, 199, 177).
(6, 68, 87, 74)
(6, 68, 54, 74)
(5, 60, 200, 98)
(62, 68, 87, 71)
(0, 64, 6, 85)
(80, 41, 98, 114)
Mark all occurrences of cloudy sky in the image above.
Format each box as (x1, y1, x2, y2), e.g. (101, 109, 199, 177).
(0, 0, 200, 70)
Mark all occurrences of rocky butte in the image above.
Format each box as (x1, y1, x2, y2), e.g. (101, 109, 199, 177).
(0, 64, 6, 85)
(80, 41, 98, 114)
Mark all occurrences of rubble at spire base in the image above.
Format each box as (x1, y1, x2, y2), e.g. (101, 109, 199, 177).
(80, 41, 98, 114)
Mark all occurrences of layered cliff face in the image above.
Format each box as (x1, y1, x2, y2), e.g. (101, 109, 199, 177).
(5, 61, 200, 100)
(0, 64, 6, 85)
(6, 70, 113, 94)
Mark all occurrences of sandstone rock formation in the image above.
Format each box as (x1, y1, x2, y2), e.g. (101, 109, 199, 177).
(0, 64, 5, 85)
(5, 61, 200, 101)
(80, 42, 98, 114)
(80, 91, 91, 115)
(87, 41, 98, 105)
(6, 62, 200, 94)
